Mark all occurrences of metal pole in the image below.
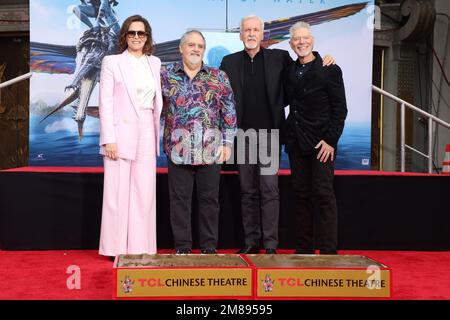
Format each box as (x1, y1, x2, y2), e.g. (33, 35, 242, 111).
(372, 85, 450, 130)
(226, 0, 228, 31)
(401, 103, 405, 172)
(428, 117, 433, 174)
(372, 85, 450, 173)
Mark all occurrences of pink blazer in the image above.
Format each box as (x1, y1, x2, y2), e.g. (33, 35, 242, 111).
(98, 50, 163, 160)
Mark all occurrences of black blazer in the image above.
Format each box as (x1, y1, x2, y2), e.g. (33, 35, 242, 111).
(284, 52, 348, 156)
(220, 48, 292, 131)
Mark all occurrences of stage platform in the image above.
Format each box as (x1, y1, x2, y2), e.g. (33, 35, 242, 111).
(1, 167, 449, 251)
(114, 254, 390, 299)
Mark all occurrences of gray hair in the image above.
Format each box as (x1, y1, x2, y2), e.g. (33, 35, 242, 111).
(180, 29, 206, 47)
(240, 15, 265, 33)
(289, 21, 312, 38)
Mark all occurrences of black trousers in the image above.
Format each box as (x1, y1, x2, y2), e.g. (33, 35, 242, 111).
(168, 160, 221, 250)
(288, 143, 338, 252)
(237, 132, 279, 249)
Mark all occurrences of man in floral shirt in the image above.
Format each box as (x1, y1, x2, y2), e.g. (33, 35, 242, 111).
(161, 30, 237, 255)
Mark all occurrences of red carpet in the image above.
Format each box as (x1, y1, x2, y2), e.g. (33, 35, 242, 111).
(1, 250, 449, 300)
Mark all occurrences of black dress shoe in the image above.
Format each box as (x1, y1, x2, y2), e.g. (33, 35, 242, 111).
(321, 250, 338, 255)
(175, 248, 192, 254)
(237, 246, 261, 254)
(265, 248, 277, 254)
(201, 248, 217, 254)
(294, 249, 315, 254)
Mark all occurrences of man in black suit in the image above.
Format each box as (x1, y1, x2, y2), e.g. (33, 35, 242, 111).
(284, 22, 347, 255)
(220, 15, 333, 254)
(220, 15, 291, 254)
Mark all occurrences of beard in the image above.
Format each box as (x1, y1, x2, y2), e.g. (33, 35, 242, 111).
(296, 47, 312, 58)
(187, 54, 202, 65)
(244, 39, 259, 50)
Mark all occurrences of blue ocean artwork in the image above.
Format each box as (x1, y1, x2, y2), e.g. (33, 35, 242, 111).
(207, 46, 231, 68)
(30, 114, 370, 170)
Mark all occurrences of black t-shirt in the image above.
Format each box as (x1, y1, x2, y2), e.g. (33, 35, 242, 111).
(242, 50, 272, 130)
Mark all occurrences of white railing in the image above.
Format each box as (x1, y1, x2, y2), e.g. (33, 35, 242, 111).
(0, 72, 32, 89)
(372, 85, 450, 173)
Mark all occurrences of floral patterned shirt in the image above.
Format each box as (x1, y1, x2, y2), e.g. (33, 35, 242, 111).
(161, 62, 237, 165)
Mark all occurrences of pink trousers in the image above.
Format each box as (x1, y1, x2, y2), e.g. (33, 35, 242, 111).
(99, 109, 157, 256)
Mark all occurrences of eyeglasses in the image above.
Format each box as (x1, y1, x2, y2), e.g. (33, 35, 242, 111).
(126, 31, 148, 39)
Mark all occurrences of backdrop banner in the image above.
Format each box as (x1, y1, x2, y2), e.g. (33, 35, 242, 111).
(29, 0, 374, 169)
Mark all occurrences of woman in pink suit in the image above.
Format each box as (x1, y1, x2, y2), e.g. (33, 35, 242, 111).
(98, 15, 162, 257)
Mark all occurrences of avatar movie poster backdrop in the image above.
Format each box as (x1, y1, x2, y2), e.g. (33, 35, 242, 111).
(30, 0, 374, 169)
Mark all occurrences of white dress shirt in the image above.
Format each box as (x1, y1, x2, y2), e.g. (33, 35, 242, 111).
(130, 54, 155, 110)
